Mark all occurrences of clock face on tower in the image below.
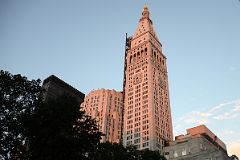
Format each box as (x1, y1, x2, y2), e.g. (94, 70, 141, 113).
(133, 73, 142, 85)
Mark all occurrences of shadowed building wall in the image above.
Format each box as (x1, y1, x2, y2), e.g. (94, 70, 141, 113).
(42, 75, 85, 104)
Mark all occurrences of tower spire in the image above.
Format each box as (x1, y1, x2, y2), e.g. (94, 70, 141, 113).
(142, 4, 150, 19)
(133, 5, 160, 43)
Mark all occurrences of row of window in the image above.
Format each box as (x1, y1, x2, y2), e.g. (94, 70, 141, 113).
(127, 82, 148, 93)
(126, 108, 149, 121)
(128, 57, 148, 72)
(129, 48, 148, 64)
(151, 48, 165, 65)
(126, 139, 149, 147)
(128, 62, 147, 77)
(165, 143, 209, 159)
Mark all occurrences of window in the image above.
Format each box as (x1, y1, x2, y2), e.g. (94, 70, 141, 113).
(134, 127, 140, 132)
(127, 119, 133, 124)
(130, 56, 132, 63)
(142, 120, 148, 124)
(127, 115, 133, 119)
(134, 138, 140, 144)
(142, 136, 149, 141)
(126, 141, 132, 146)
(143, 142, 149, 147)
(173, 151, 178, 158)
(164, 152, 169, 159)
(133, 132, 140, 139)
(182, 148, 187, 156)
(142, 125, 149, 130)
(127, 135, 132, 140)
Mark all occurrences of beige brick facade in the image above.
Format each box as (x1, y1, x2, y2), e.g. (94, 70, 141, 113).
(80, 89, 123, 143)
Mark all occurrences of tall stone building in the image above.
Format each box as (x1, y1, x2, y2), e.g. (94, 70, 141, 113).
(80, 89, 123, 143)
(123, 5, 173, 152)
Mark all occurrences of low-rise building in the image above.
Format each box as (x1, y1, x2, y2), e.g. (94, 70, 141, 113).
(164, 125, 230, 160)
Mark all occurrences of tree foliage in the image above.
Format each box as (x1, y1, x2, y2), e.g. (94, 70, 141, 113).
(140, 149, 166, 160)
(91, 142, 166, 160)
(0, 70, 42, 159)
(24, 94, 102, 160)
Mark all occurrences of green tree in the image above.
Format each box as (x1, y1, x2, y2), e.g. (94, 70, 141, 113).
(92, 142, 129, 160)
(91, 142, 166, 160)
(0, 70, 42, 159)
(24, 95, 102, 160)
(140, 149, 166, 160)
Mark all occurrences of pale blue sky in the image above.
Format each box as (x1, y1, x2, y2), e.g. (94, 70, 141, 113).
(1, 0, 240, 156)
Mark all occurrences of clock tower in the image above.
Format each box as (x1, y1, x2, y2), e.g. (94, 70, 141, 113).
(123, 5, 173, 152)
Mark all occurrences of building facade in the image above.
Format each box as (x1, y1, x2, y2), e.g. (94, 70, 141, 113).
(80, 89, 123, 143)
(164, 125, 230, 160)
(42, 75, 85, 104)
(123, 5, 173, 152)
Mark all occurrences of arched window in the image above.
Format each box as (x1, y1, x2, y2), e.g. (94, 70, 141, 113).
(130, 56, 132, 63)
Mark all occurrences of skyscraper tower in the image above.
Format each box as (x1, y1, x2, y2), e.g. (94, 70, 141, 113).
(123, 5, 173, 152)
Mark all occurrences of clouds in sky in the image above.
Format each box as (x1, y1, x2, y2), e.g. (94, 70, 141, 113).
(228, 140, 240, 157)
(229, 66, 238, 72)
(173, 99, 240, 157)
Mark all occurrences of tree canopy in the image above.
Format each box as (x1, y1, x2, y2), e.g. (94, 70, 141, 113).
(24, 95, 102, 160)
(91, 142, 166, 160)
(0, 70, 42, 159)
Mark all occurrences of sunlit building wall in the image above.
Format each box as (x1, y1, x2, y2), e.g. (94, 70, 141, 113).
(81, 89, 123, 143)
(123, 5, 173, 152)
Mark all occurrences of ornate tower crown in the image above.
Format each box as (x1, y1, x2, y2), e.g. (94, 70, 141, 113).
(142, 4, 150, 19)
(132, 5, 160, 47)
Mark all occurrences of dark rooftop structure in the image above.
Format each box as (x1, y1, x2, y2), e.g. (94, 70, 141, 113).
(42, 75, 85, 104)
